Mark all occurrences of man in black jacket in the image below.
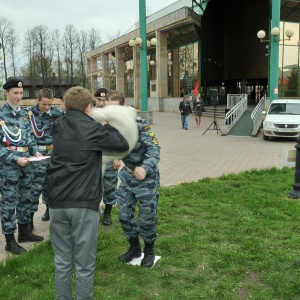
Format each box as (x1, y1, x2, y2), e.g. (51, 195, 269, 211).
(179, 95, 192, 130)
(47, 86, 129, 300)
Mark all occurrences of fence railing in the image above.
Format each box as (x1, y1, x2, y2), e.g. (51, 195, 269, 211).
(226, 94, 245, 108)
(250, 96, 267, 136)
(224, 94, 248, 134)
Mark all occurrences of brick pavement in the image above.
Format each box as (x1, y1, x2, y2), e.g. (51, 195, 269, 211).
(0, 112, 297, 261)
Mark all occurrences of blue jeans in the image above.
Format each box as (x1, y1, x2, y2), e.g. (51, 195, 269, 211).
(181, 114, 189, 129)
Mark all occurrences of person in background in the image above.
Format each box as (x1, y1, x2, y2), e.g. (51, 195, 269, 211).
(26, 88, 64, 230)
(180, 88, 184, 97)
(94, 87, 108, 108)
(101, 90, 125, 226)
(118, 115, 160, 268)
(193, 92, 204, 128)
(250, 89, 256, 103)
(260, 87, 266, 99)
(93, 87, 115, 225)
(0, 78, 44, 255)
(46, 86, 129, 300)
(179, 95, 192, 130)
(58, 93, 66, 113)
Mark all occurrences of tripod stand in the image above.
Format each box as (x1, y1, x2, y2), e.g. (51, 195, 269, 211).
(202, 105, 223, 135)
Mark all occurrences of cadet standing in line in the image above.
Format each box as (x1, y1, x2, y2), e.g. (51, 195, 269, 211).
(94, 87, 117, 225)
(94, 87, 108, 108)
(100, 90, 126, 225)
(118, 114, 160, 268)
(0, 78, 44, 255)
(26, 88, 63, 230)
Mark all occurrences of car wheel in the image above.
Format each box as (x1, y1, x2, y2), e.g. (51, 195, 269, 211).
(263, 134, 269, 141)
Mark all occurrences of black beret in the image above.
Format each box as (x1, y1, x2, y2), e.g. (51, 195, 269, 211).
(3, 78, 23, 90)
(94, 88, 108, 97)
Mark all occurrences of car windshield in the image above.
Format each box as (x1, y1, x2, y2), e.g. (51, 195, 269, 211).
(268, 103, 300, 115)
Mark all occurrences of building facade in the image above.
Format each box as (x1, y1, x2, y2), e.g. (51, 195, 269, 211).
(86, 0, 300, 109)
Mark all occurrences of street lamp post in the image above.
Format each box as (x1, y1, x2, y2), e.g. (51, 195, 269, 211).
(270, 0, 280, 102)
(139, 0, 148, 112)
(127, 0, 156, 123)
(256, 0, 298, 102)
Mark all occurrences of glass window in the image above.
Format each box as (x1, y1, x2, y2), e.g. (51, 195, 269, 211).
(280, 22, 299, 47)
(269, 102, 300, 115)
(278, 21, 300, 97)
(23, 90, 29, 97)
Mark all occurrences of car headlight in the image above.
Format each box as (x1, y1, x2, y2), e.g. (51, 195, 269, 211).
(263, 121, 274, 127)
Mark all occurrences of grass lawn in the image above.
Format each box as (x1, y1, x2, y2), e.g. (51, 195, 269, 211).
(1, 167, 300, 299)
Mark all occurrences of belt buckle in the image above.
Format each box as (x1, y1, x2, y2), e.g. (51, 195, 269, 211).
(46, 144, 52, 151)
(23, 147, 28, 153)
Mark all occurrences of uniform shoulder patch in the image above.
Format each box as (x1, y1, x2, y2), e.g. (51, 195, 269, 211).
(143, 124, 150, 131)
(151, 137, 159, 145)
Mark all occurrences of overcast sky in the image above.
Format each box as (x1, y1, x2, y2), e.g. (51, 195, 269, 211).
(1, 0, 177, 40)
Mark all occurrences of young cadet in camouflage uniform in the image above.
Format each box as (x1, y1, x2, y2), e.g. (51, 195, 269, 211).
(94, 87, 108, 109)
(118, 115, 160, 268)
(0, 78, 44, 255)
(100, 90, 124, 225)
(26, 88, 63, 230)
(94, 87, 117, 225)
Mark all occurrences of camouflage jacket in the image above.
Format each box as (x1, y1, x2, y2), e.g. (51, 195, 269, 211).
(0, 102, 38, 164)
(25, 104, 63, 145)
(122, 116, 160, 174)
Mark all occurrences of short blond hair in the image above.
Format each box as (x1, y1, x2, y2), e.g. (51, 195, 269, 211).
(64, 86, 95, 112)
(38, 88, 53, 100)
(106, 90, 125, 105)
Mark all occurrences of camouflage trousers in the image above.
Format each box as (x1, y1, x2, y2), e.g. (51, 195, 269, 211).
(117, 168, 159, 243)
(30, 152, 51, 213)
(1, 163, 32, 235)
(102, 163, 119, 206)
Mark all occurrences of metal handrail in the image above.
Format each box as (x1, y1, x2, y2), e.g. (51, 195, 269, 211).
(226, 94, 245, 108)
(250, 96, 266, 136)
(224, 94, 248, 134)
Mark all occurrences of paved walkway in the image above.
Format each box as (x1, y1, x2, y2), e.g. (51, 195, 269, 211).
(0, 112, 297, 261)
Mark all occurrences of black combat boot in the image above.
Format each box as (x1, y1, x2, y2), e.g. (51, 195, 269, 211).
(41, 205, 50, 221)
(5, 234, 27, 255)
(17, 223, 44, 243)
(29, 212, 34, 233)
(119, 236, 142, 263)
(141, 241, 155, 268)
(103, 204, 112, 226)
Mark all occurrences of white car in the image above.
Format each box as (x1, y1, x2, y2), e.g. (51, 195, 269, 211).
(262, 99, 300, 140)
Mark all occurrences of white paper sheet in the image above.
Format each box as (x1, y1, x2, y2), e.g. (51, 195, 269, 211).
(128, 253, 161, 268)
(29, 156, 51, 162)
